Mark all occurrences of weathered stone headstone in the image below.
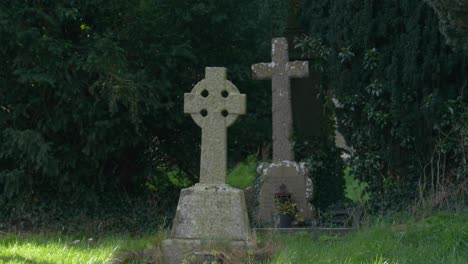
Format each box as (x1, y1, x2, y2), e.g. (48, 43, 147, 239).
(252, 37, 309, 162)
(252, 38, 313, 225)
(256, 161, 313, 224)
(162, 67, 254, 264)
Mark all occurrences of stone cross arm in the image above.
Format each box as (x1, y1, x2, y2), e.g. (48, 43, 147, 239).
(286, 61, 309, 78)
(184, 93, 246, 125)
(251, 63, 274, 80)
(252, 61, 309, 80)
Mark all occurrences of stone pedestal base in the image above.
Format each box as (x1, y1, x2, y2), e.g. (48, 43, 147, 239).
(256, 161, 313, 225)
(162, 184, 255, 264)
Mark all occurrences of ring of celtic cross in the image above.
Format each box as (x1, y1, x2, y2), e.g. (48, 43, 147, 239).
(185, 69, 245, 128)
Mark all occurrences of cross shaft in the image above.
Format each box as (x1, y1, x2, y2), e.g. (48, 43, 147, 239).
(252, 38, 309, 161)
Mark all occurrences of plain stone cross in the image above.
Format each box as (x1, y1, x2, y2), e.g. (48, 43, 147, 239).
(252, 37, 309, 161)
(184, 67, 246, 184)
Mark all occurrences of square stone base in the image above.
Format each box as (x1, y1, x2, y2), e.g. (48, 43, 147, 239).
(161, 238, 255, 264)
(163, 184, 256, 263)
(170, 184, 252, 240)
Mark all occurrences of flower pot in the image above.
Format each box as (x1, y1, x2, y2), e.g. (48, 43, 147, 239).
(272, 214, 293, 228)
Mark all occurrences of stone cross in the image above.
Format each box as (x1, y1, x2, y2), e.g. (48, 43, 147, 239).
(184, 67, 246, 184)
(252, 37, 309, 161)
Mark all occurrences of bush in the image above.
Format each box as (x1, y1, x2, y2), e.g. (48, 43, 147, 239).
(303, 0, 468, 211)
(0, 0, 288, 226)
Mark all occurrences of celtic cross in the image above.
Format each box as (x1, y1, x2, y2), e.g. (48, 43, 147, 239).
(184, 67, 246, 184)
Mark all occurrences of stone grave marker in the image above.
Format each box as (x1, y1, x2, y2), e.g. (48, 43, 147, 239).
(252, 38, 313, 225)
(252, 37, 309, 162)
(162, 67, 254, 264)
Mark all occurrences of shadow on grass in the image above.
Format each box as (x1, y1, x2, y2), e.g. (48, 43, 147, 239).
(0, 255, 55, 264)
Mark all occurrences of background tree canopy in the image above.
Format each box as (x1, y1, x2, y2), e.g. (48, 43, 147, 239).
(303, 0, 467, 211)
(425, 0, 468, 54)
(0, 0, 466, 229)
(0, 0, 288, 227)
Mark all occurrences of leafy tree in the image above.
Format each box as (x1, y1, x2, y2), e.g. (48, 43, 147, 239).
(0, 0, 288, 225)
(425, 0, 468, 54)
(303, 0, 467, 211)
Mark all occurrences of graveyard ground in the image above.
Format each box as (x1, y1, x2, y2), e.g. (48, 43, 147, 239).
(1, 212, 466, 264)
(1, 1, 467, 263)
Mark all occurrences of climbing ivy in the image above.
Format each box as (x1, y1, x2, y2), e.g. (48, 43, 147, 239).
(303, 0, 467, 211)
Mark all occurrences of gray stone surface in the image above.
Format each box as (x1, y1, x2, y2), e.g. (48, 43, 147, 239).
(256, 161, 313, 225)
(170, 184, 251, 241)
(162, 239, 254, 264)
(332, 98, 352, 153)
(161, 239, 201, 264)
(252, 37, 309, 162)
(184, 67, 246, 184)
(162, 67, 253, 264)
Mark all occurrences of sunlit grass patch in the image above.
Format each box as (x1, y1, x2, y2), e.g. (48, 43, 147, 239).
(227, 155, 257, 189)
(265, 212, 468, 264)
(1, 213, 466, 263)
(0, 232, 162, 264)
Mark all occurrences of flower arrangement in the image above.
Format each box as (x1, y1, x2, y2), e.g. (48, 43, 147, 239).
(275, 197, 298, 217)
(273, 184, 305, 227)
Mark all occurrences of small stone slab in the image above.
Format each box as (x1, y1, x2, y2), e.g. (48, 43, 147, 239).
(161, 239, 203, 264)
(252, 37, 309, 161)
(162, 238, 254, 264)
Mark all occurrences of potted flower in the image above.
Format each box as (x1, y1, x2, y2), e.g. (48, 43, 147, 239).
(273, 197, 299, 228)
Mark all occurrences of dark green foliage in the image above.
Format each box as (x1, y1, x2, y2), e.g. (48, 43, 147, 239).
(1, 192, 171, 232)
(303, 0, 467, 211)
(425, 0, 468, 54)
(291, 34, 345, 210)
(293, 92, 345, 209)
(302, 142, 345, 210)
(0, 0, 288, 228)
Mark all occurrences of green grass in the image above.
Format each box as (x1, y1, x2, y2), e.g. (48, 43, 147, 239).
(0, 232, 162, 264)
(226, 155, 257, 189)
(261, 212, 468, 264)
(1, 213, 466, 263)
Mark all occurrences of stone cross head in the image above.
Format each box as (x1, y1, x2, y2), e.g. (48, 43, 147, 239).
(252, 37, 309, 161)
(184, 67, 246, 184)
